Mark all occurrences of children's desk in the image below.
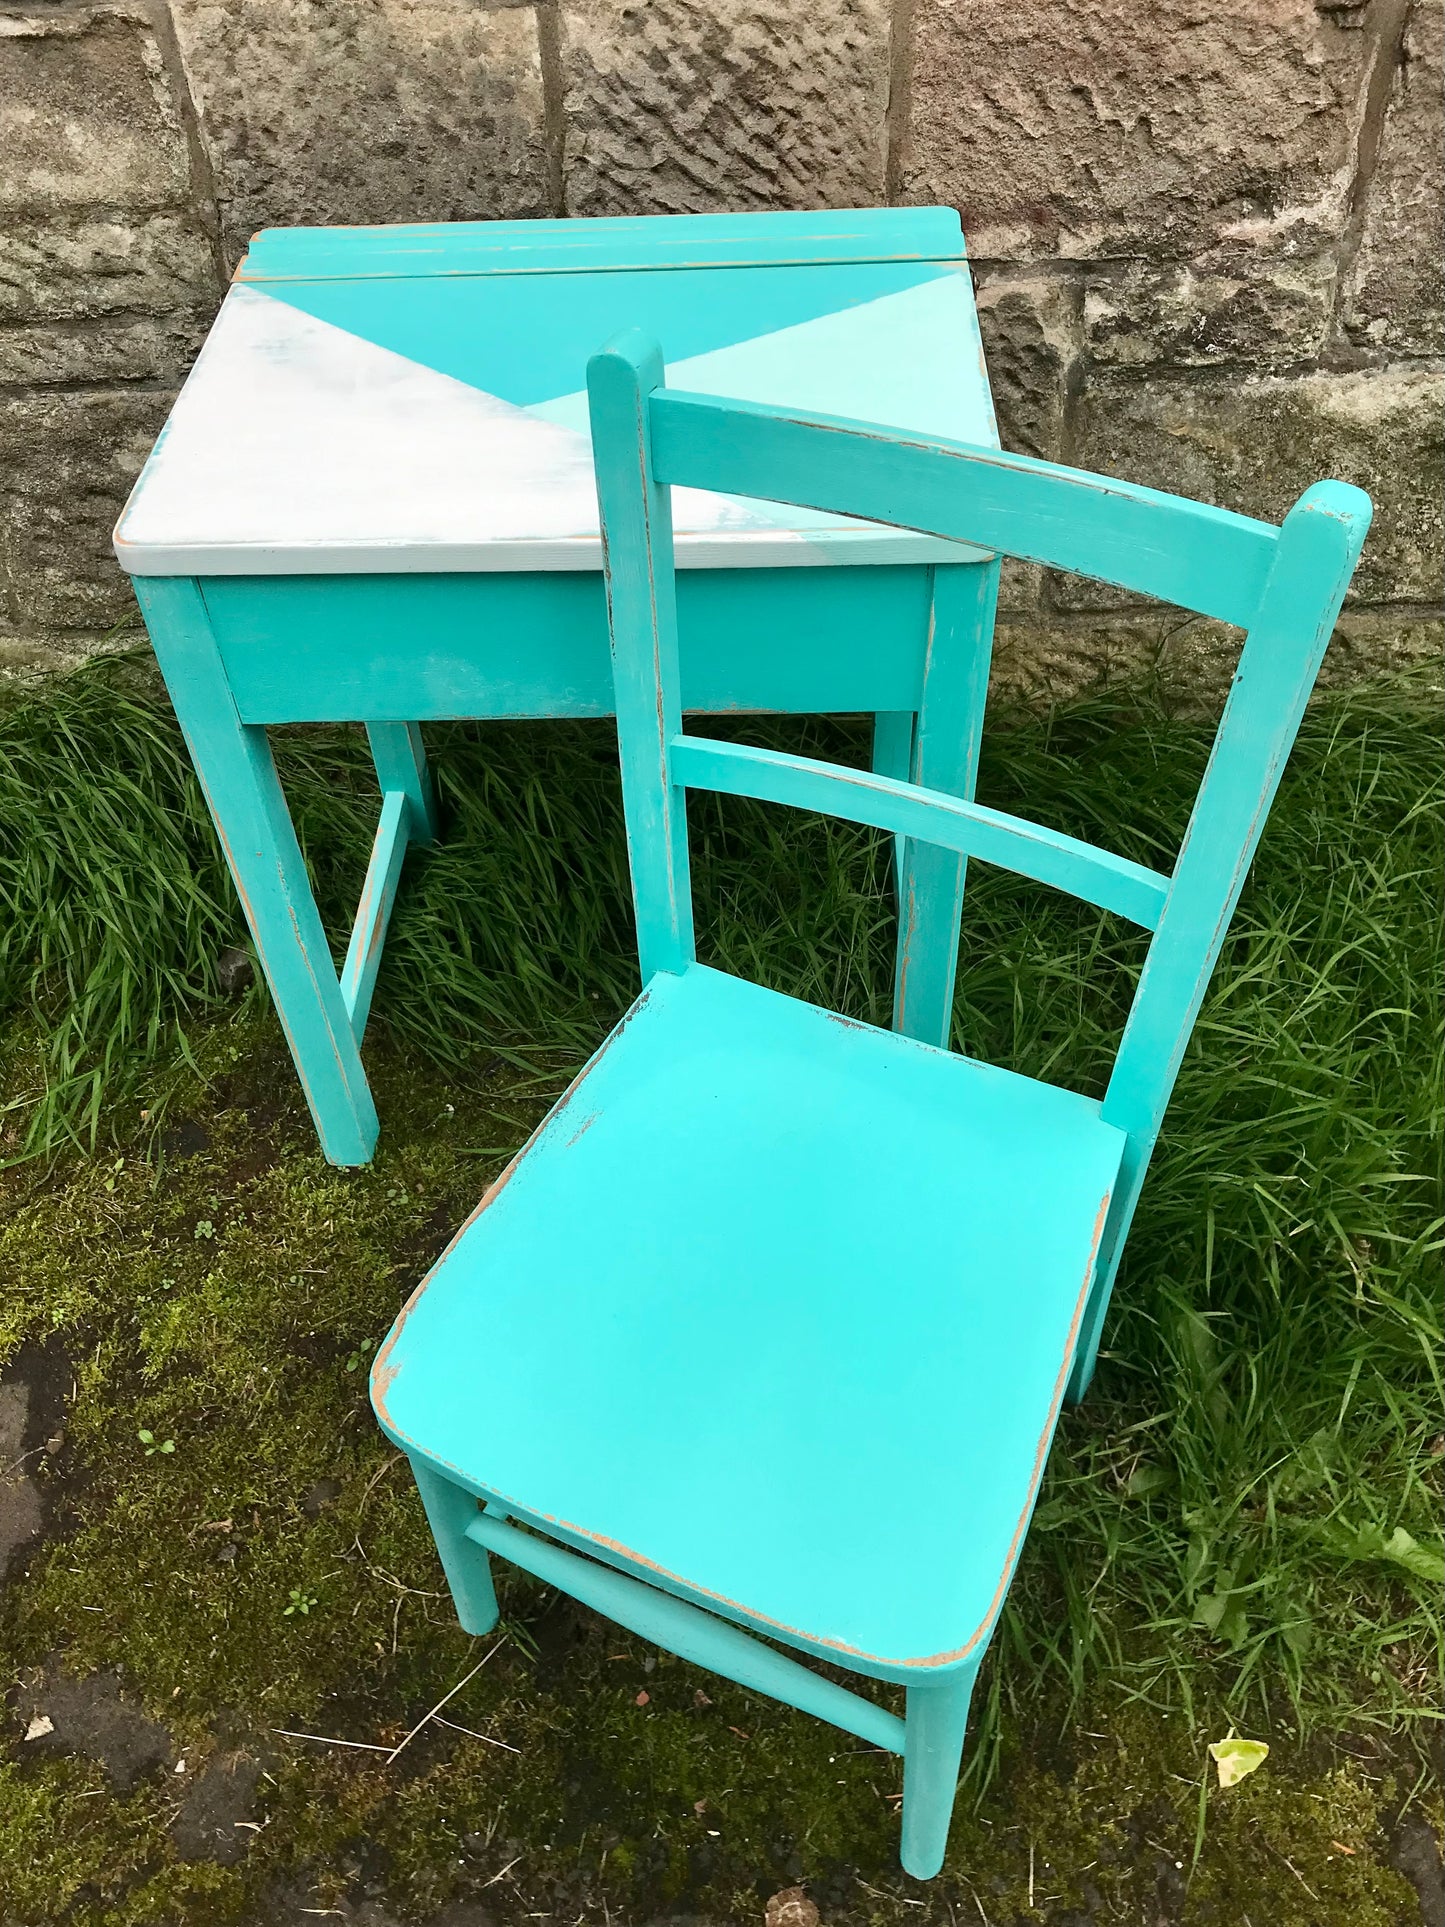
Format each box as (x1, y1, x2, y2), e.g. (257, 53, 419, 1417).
(115, 207, 1002, 1165)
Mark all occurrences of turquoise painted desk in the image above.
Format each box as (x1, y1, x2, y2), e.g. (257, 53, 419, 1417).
(114, 207, 1002, 1165)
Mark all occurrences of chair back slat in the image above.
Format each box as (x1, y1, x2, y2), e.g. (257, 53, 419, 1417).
(670, 736, 1170, 930)
(649, 389, 1280, 629)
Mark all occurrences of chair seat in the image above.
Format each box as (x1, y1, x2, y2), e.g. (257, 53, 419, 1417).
(372, 963, 1124, 1673)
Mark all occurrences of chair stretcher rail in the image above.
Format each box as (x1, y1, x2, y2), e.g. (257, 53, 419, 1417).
(339, 789, 413, 1042)
(465, 1512, 907, 1755)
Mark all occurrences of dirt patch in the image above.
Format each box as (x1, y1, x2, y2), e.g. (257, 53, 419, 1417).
(1389, 1815, 1445, 1927)
(0, 1338, 70, 1586)
(300, 1476, 343, 1519)
(160, 1115, 213, 1162)
(172, 1749, 264, 1865)
(0, 1381, 43, 1581)
(13, 1665, 176, 1791)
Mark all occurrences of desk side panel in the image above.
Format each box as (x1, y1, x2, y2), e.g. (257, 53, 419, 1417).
(203, 568, 934, 724)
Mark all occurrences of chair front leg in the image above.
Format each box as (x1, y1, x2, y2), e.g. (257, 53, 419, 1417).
(409, 1458, 500, 1636)
(900, 1654, 981, 1879)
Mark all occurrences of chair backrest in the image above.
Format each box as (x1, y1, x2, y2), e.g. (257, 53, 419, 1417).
(585, 328, 1371, 1201)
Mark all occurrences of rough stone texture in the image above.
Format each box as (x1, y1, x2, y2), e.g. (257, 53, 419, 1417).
(906, 0, 1369, 265)
(0, 314, 209, 386)
(901, 3, 1442, 691)
(1329, 610, 1445, 681)
(0, 0, 1438, 691)
(1084, 256, 1335, 371)
(0, 207, 213, 395)
(1340, 0, 1444, 356)
(989, 609, 1443, 711)
(1071, 365, 1444, 609)
(0, 17, 206, 649)
(989, 611, 1239, 709)
(0, 11, 192, 216)
(973, 270, 1077, 461)
(0, 627, 130, 683)
(169, 0, 549, 264)
(0, 391, 172, 627)
(0, 213, 216, 326)
(561, 0, 891, 215)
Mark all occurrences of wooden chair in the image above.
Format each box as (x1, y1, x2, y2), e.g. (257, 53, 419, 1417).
(370, 332, 1370, 1878)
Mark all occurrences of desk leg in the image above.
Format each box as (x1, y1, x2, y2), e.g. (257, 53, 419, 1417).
(871, 710, 915, 789)
(366, 724, 438, 844)
(871, 710, 915, 919)
(893, 560, 1001, 1049)
(135, 577, 379, 1167)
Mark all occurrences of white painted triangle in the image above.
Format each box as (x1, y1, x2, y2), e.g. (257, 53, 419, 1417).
(117, 286, 796, 558)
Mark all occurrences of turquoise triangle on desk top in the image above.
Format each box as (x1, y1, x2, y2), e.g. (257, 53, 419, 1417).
(528, 272, 997, 449)
(261, 260, 952, 409)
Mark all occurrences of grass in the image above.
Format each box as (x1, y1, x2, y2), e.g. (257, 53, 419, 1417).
(0, 651, 1439, 1921)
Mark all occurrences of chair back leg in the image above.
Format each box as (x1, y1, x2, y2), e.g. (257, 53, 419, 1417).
(409, 1458, 500, 1636)
(900, 1655, 982, 1879)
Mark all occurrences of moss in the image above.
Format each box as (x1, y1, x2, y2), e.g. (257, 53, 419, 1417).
(0, 1755, 171, 1919)
(0, 1018, 1434, 1924)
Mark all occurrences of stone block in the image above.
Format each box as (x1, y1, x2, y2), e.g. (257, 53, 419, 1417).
(1327, 611, 1444, 684)
(0, 11, 192, 216)
(169, 0, 549, 264)
(561, 0, 890, 215)
(906, 0, 1368, 266)
(974, 270, 1077, 461)
(970, 274, 1078, 611)
(0, 214, 217, 327)
(1084, 256, 1334, 372)
(1341, 1, 1444, 356)
(0, 391, 171, 628)
(988, 609, 1442, 711)
(988, 611, 1238, 709)
(994, 557, 1042, 617)
(0, 316, 210, 388)
(1068, 366, 1444, 609)
(0, 626, 134, 685)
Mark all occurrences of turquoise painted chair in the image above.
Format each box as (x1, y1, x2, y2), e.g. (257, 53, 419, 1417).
(370, 333, 1370, 1878)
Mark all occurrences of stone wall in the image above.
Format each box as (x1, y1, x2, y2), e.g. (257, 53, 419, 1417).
(1, 0, 1439, 694)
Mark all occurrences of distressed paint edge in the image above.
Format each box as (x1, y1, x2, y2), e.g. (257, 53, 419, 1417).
(369, 983, 661, 1408)
(115, 529, 993, 578)
(373, 1125, 1119, 1675)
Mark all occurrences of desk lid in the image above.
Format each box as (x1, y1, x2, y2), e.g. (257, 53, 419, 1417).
(116, 208, 999, 578)
(235, 206, 973, 280)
